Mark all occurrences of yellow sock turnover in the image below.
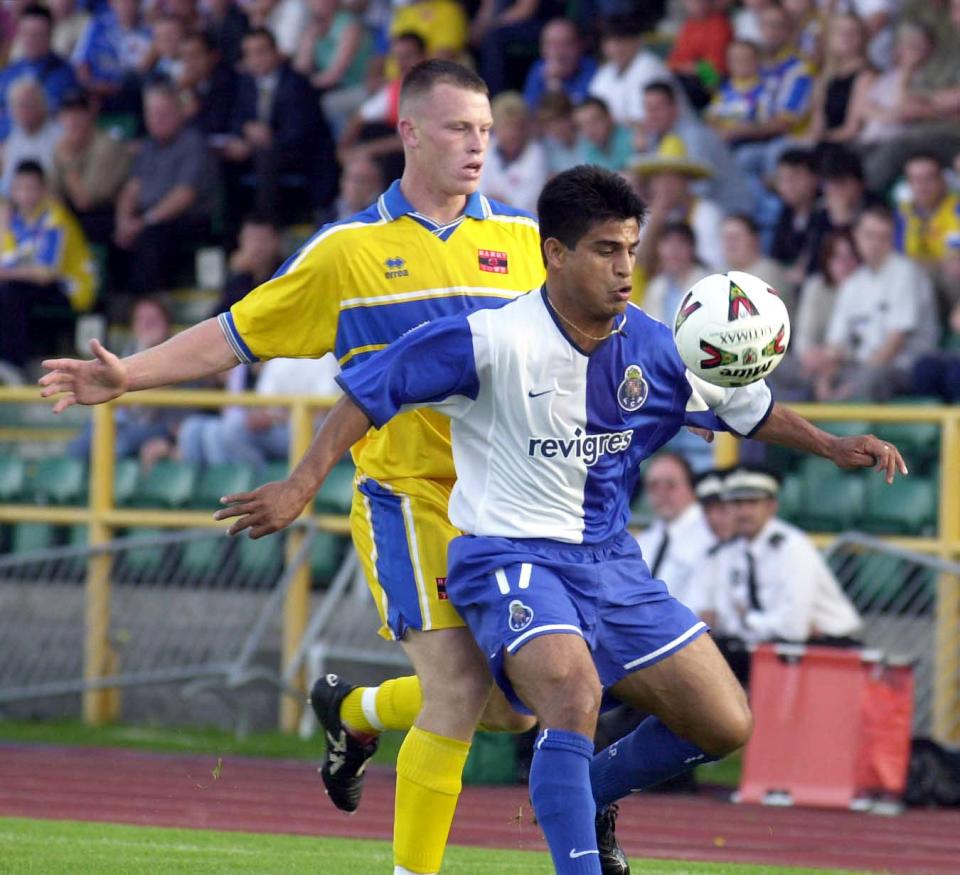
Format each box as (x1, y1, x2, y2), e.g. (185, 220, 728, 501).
(340, 676, 424, 735)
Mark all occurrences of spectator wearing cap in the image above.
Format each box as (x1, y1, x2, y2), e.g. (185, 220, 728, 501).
(0, 4, 78, 141)
(817, 205, 940, 401)
(696, 468, 736, 545)
(642, 221, 709, 325)
(521, 19, 597, 110)
(894, 154, 960, 270)
(0, 79, 59, 198)
(634, 451, 718, 616)
(703, 466, 861, 659)
(572, 97, 633, 173)
(587, 13, 674, 126)
(633, 135, 726, 273)
(535, 92, 581, 176)
(51, 90, 131, 244)
(479, 92, 548, 216)
(638, 80, 752, 216)
(0, 160, 95, 369)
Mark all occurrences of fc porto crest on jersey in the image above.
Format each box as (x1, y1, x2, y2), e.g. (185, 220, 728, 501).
(508, 599, 534, 632)
(617, 364, 648, 411)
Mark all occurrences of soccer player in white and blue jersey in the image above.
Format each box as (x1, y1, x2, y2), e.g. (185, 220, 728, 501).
(218, 166, 906, 874)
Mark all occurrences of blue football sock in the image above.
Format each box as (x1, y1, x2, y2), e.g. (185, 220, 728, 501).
(529, 728, 602, 875)
(591, 716, 720, 808)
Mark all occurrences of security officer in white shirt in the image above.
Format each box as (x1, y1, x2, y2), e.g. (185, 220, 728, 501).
(705, 466, 862, 655)
(635, 452, 717, 615)
(695, 467, 736, 545)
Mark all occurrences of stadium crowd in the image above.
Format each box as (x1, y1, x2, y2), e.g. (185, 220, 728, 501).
(1, 0, 959, 450)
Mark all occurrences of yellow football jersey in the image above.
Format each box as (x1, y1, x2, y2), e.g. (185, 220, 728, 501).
(221, 182, 544, 482)
(895, 193, 960, 265)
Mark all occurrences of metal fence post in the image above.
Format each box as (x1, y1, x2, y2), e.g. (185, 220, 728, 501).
(83, 403, 117, 725)
(934, 412, 960, 743)
(280, 401, 315, 732)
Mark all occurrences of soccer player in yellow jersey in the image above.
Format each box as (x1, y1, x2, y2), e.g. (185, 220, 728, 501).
(41, 61, 550, 875)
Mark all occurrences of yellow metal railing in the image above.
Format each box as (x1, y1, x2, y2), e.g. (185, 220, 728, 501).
(0, 388, 957, 736)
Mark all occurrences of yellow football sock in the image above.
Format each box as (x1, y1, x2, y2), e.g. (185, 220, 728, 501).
(339, 676, 423, 735)
(394, 727, 470, 875)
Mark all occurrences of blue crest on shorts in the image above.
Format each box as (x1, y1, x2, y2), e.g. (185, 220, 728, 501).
(508, 599, 534, 632)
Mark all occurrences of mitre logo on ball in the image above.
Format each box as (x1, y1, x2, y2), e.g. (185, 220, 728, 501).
(672, 271, 791, 388)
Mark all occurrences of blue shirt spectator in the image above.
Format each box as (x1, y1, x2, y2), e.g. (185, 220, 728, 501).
(72, 3, 151, 88)
(0, 5, 77, 141)
(522, 18, 598, 109)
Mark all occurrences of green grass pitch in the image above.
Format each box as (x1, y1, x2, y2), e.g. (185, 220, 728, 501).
(0, 818, 872, 875)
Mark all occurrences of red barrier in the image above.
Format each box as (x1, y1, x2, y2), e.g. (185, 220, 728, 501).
(739, 643, 914, 809)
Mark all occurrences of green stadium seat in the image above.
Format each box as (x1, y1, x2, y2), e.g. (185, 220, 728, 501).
(188, 463, 258, 510)
(309, 530, 347, 585)
(236, 532, 283, 581)
(0, 455, 25, 501)
(315, 461, 355, 514)
(11, 522, 57, 553)
(121, 528, 170, 578)
(180, 536, 227, 580)
(257, 460, 289, 486)
(114, 458, 140, 505)
(860, 476, 937, 536)
(130, 459, 199, 508)
(872, 421, 940, 467)
(813, 420, 871, 439)
(29, 457, 87, 505)
(777, 473, 804, 523)
(790, 457, 866, 532)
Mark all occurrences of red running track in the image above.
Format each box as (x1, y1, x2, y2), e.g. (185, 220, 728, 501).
(1, 743, 959, 874)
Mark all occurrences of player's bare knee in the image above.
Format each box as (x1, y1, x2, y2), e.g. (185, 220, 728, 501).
(535, 673, 602, 733)
(699, 700, 753, 756)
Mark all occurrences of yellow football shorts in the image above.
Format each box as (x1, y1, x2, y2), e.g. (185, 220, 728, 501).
(350, 474, 464, 640)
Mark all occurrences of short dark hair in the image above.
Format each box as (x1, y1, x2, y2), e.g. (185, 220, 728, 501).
(59, 89, 91, 111)
(599, 13, 648, 39)
(184, 30, 218, 52)
(858, 202, 895, 227)
(819, 146, 863, 182)
(575, 96, 611, 116)
(537, 91, 574, 121)
(777, 147, 818, 173)
(242, 212, 280, 231)
(648, 451, 695, 489)
(643, 80, 677, 104)
(400, 58, 485, 108)
(538, 165, 647, 252)
(393, 31, 428, 55)
(723, 212, 759, 237)
(13, 159, 45, 181)
(659, 221, 696, 247)
(21, 4, 53, 26)
(243, 26, 277, 50)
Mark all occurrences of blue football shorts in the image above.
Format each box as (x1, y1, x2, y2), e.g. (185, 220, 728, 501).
(446, 529, 708, 713)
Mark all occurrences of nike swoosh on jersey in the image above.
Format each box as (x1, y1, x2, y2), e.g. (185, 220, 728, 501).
(528, 388, 554, 397)
(569, 849, 600, 858)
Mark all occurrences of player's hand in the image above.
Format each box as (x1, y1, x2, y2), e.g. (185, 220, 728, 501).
(686, 426, 715, 443)
(39, 339, 128, 414)
(828, 435, 908, 484)
(213, 479, 310, 538)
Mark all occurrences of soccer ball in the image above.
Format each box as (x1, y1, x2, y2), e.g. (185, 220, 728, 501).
(672, 270, 791, 388)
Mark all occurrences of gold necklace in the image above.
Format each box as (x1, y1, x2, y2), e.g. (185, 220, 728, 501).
(545, 294, 625, 342)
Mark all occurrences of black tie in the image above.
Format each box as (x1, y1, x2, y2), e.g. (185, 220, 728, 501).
(746, 550, 762, 611)
(650, 530, 670, 577)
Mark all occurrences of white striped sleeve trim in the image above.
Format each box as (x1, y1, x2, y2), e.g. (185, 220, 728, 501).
(506, 623, 583, 654)
(622, 621, 707, 671)
(217, 312, 255, 364)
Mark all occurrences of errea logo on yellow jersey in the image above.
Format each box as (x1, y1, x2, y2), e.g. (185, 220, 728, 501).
(384, 257, 409, 279)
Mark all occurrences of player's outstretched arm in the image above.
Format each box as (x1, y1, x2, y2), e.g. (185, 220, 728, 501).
(753, 403, 908, 484)
(213, 395, 373, 539)
(39, 319, 238, 414)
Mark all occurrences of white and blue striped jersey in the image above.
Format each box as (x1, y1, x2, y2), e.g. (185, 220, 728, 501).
(338, 288, 773, 545)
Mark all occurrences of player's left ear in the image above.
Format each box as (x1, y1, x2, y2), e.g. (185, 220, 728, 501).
(542, 237, 567, 270)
